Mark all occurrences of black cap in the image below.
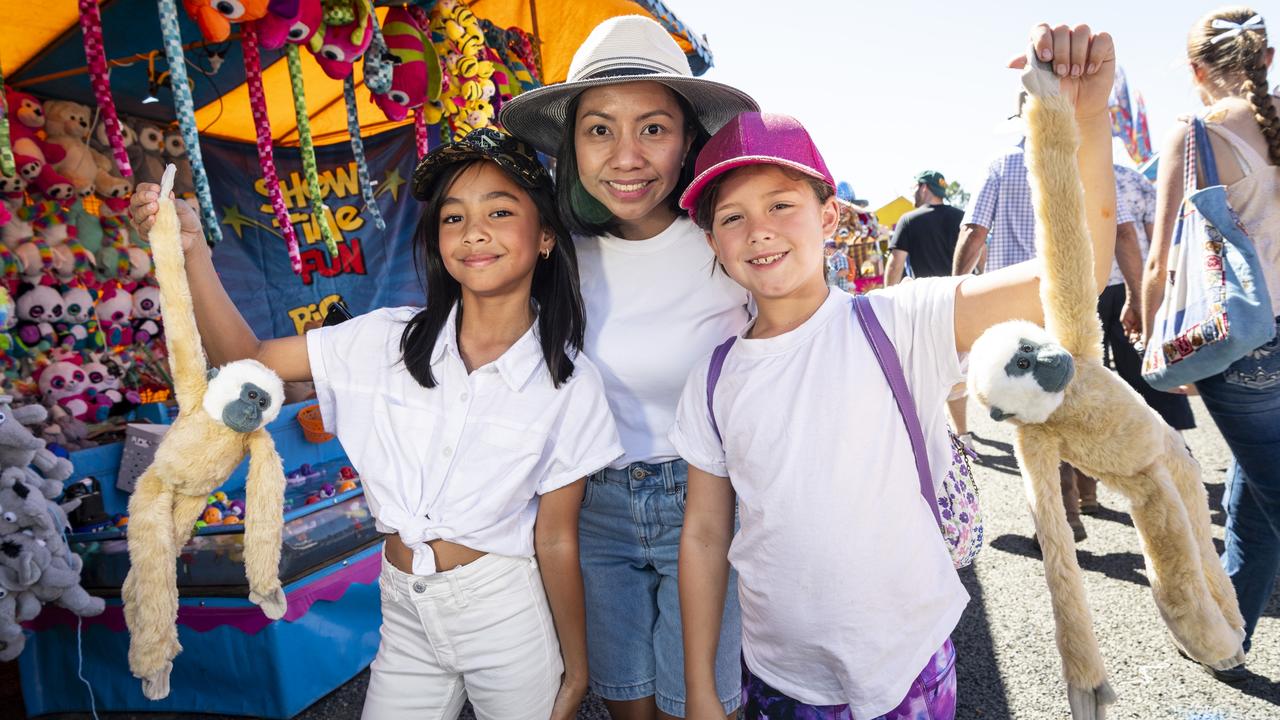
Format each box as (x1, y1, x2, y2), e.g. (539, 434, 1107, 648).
(411, 128, 553, 201)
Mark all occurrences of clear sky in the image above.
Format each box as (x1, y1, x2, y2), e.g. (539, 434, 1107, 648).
(674, 0, 1271, 209)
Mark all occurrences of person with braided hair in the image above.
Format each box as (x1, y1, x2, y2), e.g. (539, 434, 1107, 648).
(1142, 5, 1280, 682)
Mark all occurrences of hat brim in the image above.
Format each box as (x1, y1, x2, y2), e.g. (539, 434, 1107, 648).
(499, 74, 759, 157)
(678, 155, 834, 215)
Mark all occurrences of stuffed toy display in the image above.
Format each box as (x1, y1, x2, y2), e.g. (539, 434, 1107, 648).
(0, 397, 101, 661)
(43, 100, 99, 199)
(122, 167, 288, 700)
(965, 54, 1246, 719)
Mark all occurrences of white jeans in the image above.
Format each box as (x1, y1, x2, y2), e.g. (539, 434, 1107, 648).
(361, 552, 563, 720)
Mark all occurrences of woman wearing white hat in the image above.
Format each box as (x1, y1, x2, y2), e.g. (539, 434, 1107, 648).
(501, 16, 758, 720)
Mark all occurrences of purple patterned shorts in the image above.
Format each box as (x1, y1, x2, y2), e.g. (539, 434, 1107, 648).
(741, 638, 957, 720)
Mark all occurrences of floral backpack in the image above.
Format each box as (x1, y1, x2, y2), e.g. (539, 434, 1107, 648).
(706, 294, 983, 569)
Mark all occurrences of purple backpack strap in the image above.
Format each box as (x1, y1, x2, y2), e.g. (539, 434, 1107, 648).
(851, 295, 942, 525)
(706, 336, 738, 443)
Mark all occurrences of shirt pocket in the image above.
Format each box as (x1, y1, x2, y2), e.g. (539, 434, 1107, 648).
(359, 398, 436, 489)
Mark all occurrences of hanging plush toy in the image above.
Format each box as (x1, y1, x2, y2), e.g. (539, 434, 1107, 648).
(284, 45, 338, 257)
(13, 282, 62, 356)
(371, 6, 439, 122)
(123, 167, 288, 700)
(159, 0, 222, 244)
(965, 53, 1246, 720)
(78, 0, 132, 177)
(241, 23, 303, 273)
(308, 0, 372, 80)
(132, 284, 163, 347)
(257, 0, 322, 49)
(182, 0, 272, 43)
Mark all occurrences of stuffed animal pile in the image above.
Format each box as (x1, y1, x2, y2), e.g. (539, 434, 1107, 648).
(0, 394, 105, 661)
(1, 90, 176, 444)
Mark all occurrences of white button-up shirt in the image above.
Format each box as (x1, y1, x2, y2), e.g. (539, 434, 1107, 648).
(308, 305, 623, 575)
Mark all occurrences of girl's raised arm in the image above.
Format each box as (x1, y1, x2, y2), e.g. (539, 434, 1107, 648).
(131, 183, 313, 382)
(953, 23, 1117, 353)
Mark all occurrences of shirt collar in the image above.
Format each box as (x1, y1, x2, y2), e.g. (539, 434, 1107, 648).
(429, 302, 544, 391)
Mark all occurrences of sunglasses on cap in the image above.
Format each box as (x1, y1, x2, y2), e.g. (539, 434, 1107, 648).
(411, 128, 553, 200)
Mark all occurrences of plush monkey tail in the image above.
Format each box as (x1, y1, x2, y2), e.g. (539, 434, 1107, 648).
(1022, 60, 1105, 362)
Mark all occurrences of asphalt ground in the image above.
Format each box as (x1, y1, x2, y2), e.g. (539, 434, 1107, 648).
(26, 395, 1280, 720)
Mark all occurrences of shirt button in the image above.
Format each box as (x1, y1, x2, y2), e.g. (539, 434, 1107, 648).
(459, 392, 469, 402)
(412, 581, 426, 594)
(442, 446, 453, 458)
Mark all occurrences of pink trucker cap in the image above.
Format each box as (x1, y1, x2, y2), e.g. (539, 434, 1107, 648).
(678, 112, 836, 214)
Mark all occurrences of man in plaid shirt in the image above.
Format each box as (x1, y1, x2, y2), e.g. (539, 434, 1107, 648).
(953, 139, 1037, 275)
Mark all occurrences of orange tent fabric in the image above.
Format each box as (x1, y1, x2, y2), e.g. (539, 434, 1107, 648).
(2, 0, 711, 146)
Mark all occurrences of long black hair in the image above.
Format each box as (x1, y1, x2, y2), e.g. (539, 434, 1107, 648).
(399, 159, 586, 389)
(555, 87, 711, 237)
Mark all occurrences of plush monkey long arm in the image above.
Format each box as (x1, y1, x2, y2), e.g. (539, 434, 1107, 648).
(123, 166, 288, 701)
(967, 56, 1247, 720)
(1023, 65, 1103, 364)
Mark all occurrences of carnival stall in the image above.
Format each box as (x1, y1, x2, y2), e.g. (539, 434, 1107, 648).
(0, 0, 715, 716)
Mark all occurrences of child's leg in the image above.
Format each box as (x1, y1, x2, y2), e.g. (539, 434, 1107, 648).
(441, 554, 563, 720)
(361, 555, 466, 720)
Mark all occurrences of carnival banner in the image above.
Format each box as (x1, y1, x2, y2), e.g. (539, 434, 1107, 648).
(202, 127, 428, 339)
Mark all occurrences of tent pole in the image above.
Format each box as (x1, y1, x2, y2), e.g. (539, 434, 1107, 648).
(528, 0, 544, 80)
(13, 36, 239, 89)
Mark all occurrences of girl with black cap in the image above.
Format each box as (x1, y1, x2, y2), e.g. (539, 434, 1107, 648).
(128, 129, 624, 719)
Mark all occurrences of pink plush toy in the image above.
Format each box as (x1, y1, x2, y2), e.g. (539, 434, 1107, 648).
(256, 0, 321, 50)
(95, 283, 133, 348)
(308, 0, 372, 79)
(36, 357, 104, 422)
(371, 6, 438, 121)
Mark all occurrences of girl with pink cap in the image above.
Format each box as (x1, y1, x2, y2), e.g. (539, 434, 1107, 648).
(670, 25, 1118, 720)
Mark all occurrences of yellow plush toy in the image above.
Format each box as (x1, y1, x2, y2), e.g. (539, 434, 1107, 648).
(122, 165, 289, 700)
(965, 55, 1246, 720)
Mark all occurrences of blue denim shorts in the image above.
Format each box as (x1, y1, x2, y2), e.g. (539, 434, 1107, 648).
(578, 459, 743, 716)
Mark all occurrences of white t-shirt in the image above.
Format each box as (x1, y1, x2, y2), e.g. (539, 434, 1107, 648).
(669, 281, 970, 716)
(577, 216, 751, 468)
(308, 305, 624, 575)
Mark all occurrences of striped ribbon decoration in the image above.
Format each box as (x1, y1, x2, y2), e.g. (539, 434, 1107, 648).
(78, 0, 133, 176)
(157, 0, 222, 244)
(343, 76, 385, 231)
(242, 24, 303, 273)
(414, 107, 428, 159)
(285, 44, 338, 257)
(0, 64, 14, 177)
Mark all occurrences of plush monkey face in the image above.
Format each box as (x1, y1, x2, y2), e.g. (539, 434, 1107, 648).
(202, 359, 285, 433)
(967, 320, 1075, 425)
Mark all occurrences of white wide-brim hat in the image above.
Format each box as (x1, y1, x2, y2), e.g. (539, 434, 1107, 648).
(499, 15, 759, 156)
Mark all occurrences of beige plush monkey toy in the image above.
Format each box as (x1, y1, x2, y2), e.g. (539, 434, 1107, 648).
(122, 166, 289, 700)
(965, 54, 1246, 720)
